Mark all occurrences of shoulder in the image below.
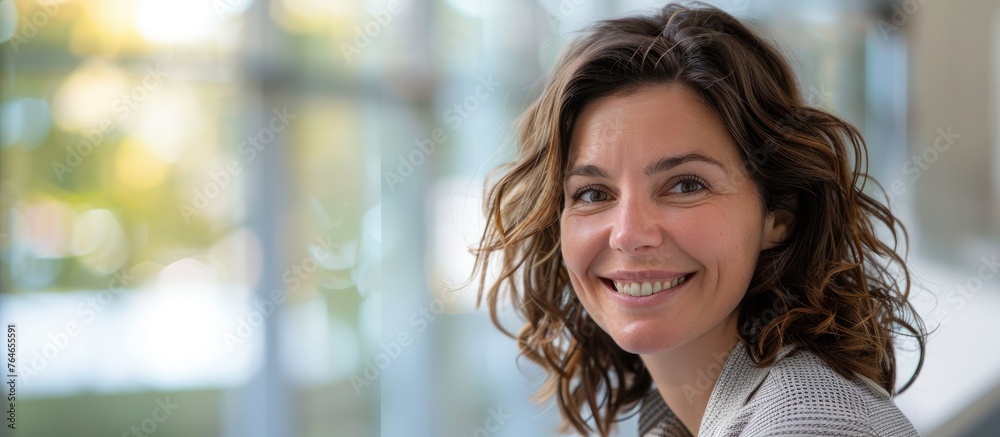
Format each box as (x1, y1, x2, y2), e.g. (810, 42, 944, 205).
(742, 347, 918, 437)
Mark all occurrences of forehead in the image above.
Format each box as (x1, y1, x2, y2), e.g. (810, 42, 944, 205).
(566, 85, 739, 168)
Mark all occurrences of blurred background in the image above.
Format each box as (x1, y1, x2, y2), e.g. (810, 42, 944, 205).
(0, 0, 998, 436)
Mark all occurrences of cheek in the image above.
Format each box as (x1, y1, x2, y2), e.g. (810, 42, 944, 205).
(672, 202, 764, 271)
(559, 214, 604, 270)
(559, 215, 606, 313)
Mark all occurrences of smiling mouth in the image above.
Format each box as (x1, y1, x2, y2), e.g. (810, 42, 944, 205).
(601, 273, 694, 297)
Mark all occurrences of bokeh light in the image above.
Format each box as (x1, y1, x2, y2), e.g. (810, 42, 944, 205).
(70, 208, 130, 275)
(52, 59, 129, 132)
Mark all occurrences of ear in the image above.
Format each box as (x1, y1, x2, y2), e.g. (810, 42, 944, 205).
(761, 208, 795, 250)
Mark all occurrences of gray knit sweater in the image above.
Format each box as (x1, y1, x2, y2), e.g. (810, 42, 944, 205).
(638, 344, 919, 436)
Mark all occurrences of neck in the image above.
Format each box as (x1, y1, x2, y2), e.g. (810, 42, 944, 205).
(639, 312, 740, 436)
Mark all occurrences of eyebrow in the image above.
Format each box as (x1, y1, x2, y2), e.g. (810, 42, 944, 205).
(563, 153, 726, 181)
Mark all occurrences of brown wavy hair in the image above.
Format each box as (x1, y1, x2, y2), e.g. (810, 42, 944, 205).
(471, 3, 926, 435)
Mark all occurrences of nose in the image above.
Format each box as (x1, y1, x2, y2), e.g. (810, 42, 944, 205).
(608, 195, 664, 256)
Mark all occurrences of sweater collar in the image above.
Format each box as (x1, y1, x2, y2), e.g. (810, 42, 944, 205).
(638, 342, 798, 436)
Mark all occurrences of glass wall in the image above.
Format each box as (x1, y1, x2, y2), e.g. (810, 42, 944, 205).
(1, 0, 376, 435)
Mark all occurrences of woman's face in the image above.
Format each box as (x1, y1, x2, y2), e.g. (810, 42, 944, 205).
(560, 84, 788, 355)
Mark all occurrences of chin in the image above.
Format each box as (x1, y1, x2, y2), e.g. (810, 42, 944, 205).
(604, 320, 686, 355)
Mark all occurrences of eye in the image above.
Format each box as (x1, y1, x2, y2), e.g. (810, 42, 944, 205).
(572, 185, 612, 203)
(667, 176, 708, 194)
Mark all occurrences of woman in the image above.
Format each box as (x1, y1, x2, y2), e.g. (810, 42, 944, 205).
(472, 3, 926, 436)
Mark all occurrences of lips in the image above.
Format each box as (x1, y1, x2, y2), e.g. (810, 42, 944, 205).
(601, 273, 694, 297)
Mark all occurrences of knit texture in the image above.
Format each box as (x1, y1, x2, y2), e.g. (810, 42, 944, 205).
(638, 344, 919, 436)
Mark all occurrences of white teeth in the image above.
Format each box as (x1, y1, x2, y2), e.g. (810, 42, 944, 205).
(613, 275, 688, 297)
